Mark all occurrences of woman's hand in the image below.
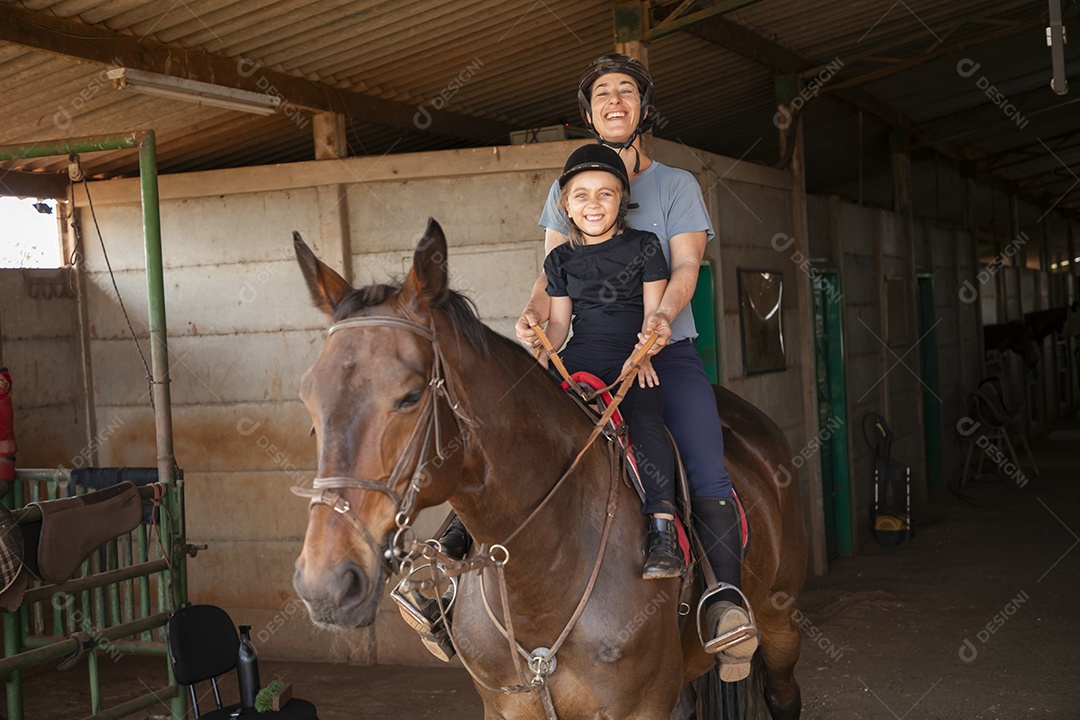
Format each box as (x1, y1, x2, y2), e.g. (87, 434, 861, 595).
(638, 312, 672, 356)
(515, 308, 541, 350)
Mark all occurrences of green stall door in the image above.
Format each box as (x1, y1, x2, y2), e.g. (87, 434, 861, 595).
(692, 260, 719, 384)
(813, 272, 852, 559)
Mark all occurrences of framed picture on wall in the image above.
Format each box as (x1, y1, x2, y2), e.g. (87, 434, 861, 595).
(737, 269, 786, 374)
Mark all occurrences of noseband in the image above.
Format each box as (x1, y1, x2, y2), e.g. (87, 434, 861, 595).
(291, 315, 477, 571)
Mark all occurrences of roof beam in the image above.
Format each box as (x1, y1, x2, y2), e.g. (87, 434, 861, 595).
(977, 129, 1080, 170)
(647, 0, 767, 40)
(685, 17, 909, 128)
(685, 14, 1077, 219)
(818, 10, 1055, 94)
(0, 4, 512, 145)
(0, 169, 69, 199)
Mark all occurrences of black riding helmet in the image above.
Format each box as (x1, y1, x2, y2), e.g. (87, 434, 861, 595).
(558, 144, 630, 239)
(576, 54, 655, 172)
(558, 143, 630, 193)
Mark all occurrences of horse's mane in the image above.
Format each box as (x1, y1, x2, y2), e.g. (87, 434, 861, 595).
(331, 283, 501, 358)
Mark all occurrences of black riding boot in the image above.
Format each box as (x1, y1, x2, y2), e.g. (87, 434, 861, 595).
(438, 515, 472, 560)
(691, 497, 743, 601)
(643, 516, 683, 579)
(692, 497, 757, 678)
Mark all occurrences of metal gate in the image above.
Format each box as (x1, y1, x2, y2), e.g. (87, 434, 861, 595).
(0, 132, 187, 720)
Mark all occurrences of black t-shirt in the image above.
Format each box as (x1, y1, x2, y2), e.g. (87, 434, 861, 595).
(544, 228, 669, 340)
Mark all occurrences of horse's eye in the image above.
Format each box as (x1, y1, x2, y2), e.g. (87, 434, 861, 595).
(395, 389, 424, 411)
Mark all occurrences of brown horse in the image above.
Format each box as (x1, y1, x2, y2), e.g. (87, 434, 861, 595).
(291, 219, 806, 719)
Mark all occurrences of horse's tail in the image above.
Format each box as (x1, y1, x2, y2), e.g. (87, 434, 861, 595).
(693, 655, 768, 720)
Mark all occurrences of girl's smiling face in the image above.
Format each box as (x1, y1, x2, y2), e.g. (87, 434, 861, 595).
(563, 170, 623, 242)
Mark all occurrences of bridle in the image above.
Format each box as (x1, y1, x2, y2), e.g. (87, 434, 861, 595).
(291, 315, 477, 572)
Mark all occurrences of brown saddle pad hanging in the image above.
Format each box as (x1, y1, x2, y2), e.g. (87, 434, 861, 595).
(20, 482, 143, 586)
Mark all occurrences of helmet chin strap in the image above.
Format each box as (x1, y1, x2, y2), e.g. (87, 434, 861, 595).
(595, 128, 643, 174)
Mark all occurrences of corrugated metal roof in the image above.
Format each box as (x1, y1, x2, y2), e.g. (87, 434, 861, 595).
(0, 0, 1076, 215)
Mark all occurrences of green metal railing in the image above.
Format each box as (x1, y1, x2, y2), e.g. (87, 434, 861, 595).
(0, 132, 186, 720)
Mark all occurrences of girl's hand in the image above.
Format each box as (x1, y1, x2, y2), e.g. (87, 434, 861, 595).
(622, 355, 660, 388)
(637, 356, 660, 388)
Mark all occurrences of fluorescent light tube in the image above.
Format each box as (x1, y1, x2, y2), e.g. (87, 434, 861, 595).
(107, 68, 281, 116)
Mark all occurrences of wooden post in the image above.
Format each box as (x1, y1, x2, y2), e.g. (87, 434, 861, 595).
(889, 131, 911, 216)
(313, 112, 347, 161)
(613, 1, 647, 59)
(613, 2, 650, 152)
(1008, 193, 1023, 320)
(962, 163, 985, 379)
(781, 74, 828, 576)
(312, 112, 353, 284)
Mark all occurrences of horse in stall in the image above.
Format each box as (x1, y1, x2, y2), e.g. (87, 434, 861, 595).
(983, 320, 1040, 367)
(1024, 307, 1069, 342)
(290, 219, 807, 719)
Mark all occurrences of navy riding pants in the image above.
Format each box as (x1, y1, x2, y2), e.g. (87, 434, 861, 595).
(649, 339, 733, 500)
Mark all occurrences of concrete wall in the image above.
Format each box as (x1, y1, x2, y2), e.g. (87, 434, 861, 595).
(0, 269, 86, 467)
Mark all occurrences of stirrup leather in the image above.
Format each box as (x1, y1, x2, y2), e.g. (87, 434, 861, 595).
(695, 583, 758, 654)
(390, 567, 457, 662)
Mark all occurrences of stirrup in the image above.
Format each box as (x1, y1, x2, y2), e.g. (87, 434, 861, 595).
(390, 567, 457, 662)
(696, 583, 757, 654)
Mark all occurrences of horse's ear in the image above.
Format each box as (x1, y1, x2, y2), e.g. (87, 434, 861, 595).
(403, 218, 449, 309)
(293, 231, 354, 315)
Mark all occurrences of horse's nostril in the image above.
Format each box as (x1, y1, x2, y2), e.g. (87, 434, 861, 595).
(329, 560, 369, 608)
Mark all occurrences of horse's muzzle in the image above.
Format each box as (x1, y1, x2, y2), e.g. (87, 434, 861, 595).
(293, 558, 387, 628)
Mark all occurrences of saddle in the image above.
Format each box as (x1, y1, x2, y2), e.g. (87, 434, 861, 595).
(559, 371, 750, 564)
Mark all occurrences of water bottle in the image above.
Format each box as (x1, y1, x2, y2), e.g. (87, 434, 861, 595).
(237, 625, 260, 709)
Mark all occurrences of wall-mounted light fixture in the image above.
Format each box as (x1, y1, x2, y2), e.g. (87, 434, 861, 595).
(107, 68, 281, 115)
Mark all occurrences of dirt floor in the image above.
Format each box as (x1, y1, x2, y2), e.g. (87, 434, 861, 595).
(10, 419, 1079, 719)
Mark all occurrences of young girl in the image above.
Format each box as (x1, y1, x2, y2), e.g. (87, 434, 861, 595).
(540, 143, 681, 579)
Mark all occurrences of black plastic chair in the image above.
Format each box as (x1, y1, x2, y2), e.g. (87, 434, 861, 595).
(167, 604, 318, 719)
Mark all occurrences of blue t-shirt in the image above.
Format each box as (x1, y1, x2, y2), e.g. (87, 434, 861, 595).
(539, 160, 714, 342)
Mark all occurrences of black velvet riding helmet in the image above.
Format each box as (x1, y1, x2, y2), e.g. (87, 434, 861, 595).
(557, 143, 630, 194)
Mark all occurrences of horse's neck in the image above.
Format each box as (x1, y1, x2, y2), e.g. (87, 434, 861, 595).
(441, 326, 602, 547)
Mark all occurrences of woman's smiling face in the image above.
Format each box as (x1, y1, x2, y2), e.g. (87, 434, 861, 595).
(589, 72, 641, 145)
